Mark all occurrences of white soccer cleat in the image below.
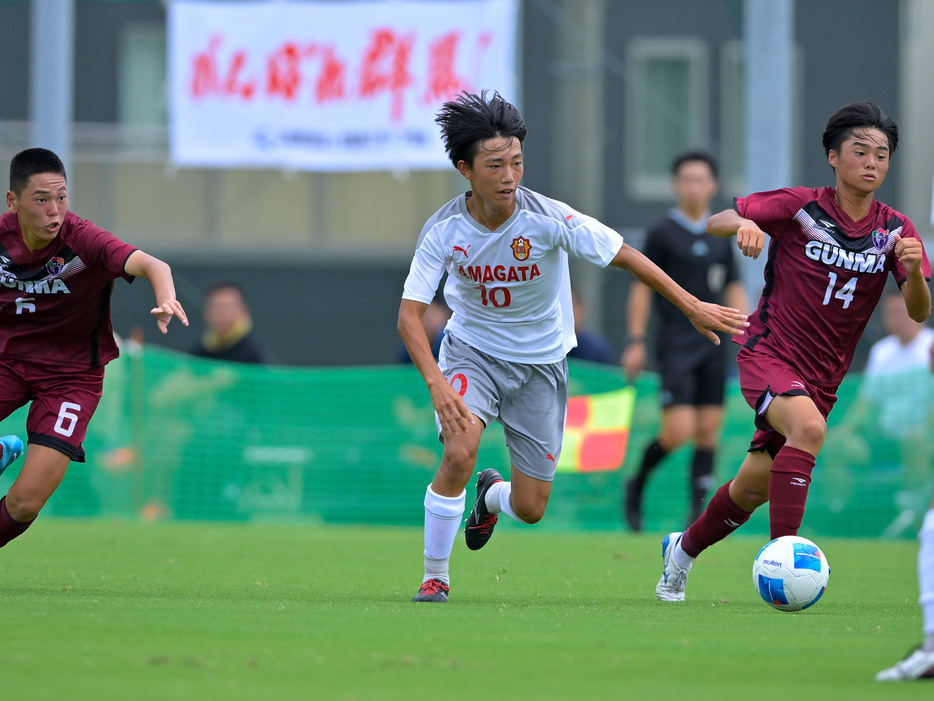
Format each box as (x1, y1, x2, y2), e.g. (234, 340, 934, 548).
(875, 647, 934, 681)
(656, 531, 691, 602)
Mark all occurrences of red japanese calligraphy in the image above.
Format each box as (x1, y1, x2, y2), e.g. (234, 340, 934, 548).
(358, 29, 414, 122)
(190, 35, 256, 100)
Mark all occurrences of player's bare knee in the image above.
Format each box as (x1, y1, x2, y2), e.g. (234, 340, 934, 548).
(658, 430, 688, 451)
(732, 478, 768, 510)
(512, 496, 548, 524)
(788, 419, 825, 454)
(439, 445, 477, 482)
(5, 490, 44, 522)
(515, 504, 545, 524)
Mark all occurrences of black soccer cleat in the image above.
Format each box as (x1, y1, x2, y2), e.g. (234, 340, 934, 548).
(464, 468, 504, 551)
(412, 578, 450, 603)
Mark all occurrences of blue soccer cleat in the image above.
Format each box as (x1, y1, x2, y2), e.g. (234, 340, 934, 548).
(0, 435, 24, 476)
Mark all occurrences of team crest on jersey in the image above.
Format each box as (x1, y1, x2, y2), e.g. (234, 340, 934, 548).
(45, 257, 65, 277)
(511, 236, 531, 261)
(871, 228, 890, 250)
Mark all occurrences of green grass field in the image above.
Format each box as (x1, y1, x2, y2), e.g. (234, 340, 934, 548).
(1, 519, 929, 700)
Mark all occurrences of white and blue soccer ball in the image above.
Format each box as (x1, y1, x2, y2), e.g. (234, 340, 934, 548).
(752, 535, 830, 612)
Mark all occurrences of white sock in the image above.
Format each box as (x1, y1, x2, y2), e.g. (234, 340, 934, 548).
(485, 480, 528, 524)
(422, 485, 466, 585)
(485, 480, 506, 513)
(674, 538, 695, 570)
(919, 509, 934, 648)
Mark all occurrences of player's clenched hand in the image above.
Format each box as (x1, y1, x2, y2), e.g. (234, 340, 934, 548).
(688, 301, 748, 345)
(893, 234, 924, 274)
(151, 299, 189, 334)
(736, 219, 766, 259)
(430, 381, 476, 437)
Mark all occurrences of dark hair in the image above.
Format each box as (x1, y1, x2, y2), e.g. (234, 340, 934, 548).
(9, 147, 67, 195)
(671, 150, 718, 179)
(435, 91, 527, 168)
(205, 280, 247, 299)
(821, 102, 898, 158)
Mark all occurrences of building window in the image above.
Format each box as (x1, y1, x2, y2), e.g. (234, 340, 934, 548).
(625, 37, 708, 199)
(119, 23, 167, 127)
(720, 40, 746, 196)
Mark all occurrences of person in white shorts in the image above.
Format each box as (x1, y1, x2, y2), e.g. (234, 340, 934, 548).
(398, 91, 749, 603)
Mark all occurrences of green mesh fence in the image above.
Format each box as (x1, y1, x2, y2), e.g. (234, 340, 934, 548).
(0, 346, 929, 538)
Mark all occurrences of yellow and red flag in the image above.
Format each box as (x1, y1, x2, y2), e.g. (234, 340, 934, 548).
(556, 387, 636, 473)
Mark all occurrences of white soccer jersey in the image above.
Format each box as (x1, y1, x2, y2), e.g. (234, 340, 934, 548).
(402, 186, 624, 363)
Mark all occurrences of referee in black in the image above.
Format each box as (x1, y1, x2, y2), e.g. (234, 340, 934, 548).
(621, 151, 748, 531)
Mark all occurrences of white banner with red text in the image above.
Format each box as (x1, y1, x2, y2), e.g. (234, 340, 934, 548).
(168, 0, 518, 171)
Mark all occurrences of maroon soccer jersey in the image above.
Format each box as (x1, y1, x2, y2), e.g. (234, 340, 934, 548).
(733, 186, 931, 388)
(0, 211, 136, 370)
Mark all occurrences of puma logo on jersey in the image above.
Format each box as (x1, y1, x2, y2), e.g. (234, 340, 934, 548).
(453, 245, 471, 258)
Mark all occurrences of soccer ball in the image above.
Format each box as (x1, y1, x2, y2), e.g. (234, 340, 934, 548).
(752, 535, 830, 612)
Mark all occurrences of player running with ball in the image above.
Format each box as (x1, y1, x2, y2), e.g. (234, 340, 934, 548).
(399, 91, 748, 603)
(655, 102, 931, 603)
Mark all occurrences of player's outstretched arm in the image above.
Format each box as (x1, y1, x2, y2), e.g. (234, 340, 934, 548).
(610, 243, 748, 345)
(707, 208, 765, 260)
(621, 280, 650, 382)
(398, 299, 475, 437)
(124, 250, 189, 334)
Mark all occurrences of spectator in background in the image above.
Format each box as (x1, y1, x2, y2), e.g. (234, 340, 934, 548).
(567, 288, 614, 364)
(397, 297, 450, 363)
(833, 288, 934, 536)
(191, 281, 273, 364)
(622, 151, 748, 531)
(874, 338, 934, 681)
(860, 289, 934, 433)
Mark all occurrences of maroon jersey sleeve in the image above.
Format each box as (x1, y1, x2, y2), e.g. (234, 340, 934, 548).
(734, 187, 816, 234)
(62, 214, 137, 280)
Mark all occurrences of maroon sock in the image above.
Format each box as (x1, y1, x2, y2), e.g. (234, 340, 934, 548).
(768, 445, 815, 539)
(680, 480, 753, 557)
(0, 496, 35, 547)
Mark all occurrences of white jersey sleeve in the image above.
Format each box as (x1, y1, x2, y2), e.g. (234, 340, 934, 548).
(519, 190, 624, 268)
(401, 188, 623, 364)
(401, 198, 461, 304)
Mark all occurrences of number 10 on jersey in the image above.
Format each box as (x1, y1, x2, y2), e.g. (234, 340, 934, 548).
(474, 284, 512, 308)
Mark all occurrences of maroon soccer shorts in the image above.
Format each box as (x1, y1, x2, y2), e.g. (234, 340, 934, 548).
(0, 358, 105, 462)
(736, 347, 838, 457)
